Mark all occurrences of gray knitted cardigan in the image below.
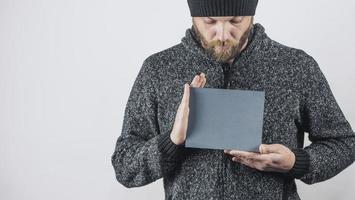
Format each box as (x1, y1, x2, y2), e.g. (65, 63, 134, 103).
(111, 23, 355, 200)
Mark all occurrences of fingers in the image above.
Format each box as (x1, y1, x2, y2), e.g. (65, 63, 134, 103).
(190, 74, 200, 87)
(200, 73, 206, 87)
(225, 150, 265, 162)
(229, 152, 275, 171)
(259, 144, 282, 154)
(178, 72, 206, 124)
(224, 148, 286, 172)
(233, 156, 275, 171)
(225, 149, 278, 163)
(190, 73, 206, 88)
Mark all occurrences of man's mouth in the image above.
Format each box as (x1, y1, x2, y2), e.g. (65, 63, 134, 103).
(217, 45, 229, 52)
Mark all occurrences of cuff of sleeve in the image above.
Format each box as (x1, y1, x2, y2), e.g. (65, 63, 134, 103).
(157, 132, 186, 161)
(283, 148, 310, 179)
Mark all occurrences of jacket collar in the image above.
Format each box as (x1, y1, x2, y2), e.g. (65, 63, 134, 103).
(181, 23, 267, 67)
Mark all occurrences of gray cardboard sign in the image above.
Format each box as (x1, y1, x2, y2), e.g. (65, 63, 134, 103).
(185, 87, 265, 152)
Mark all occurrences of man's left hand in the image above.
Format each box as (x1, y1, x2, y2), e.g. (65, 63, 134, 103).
(224, 144, 295, 173)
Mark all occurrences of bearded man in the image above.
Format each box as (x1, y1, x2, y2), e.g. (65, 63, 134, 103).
(111, 0, 355, 199)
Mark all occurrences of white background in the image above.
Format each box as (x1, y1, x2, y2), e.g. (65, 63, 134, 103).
(1, 0, 354, 199)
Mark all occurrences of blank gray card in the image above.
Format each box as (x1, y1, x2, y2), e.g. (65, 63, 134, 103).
(185, 87, 265, 152)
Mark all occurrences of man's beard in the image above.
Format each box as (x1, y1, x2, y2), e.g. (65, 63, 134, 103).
(192, 20, 253, 63)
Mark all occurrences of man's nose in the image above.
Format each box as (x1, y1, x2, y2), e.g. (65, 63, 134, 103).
(215, 25, 229, 43)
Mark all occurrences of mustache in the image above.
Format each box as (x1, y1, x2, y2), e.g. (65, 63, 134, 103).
(207, 39, 238, 48)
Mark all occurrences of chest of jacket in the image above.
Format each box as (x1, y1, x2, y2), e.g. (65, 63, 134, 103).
(156, 56, 303, 150)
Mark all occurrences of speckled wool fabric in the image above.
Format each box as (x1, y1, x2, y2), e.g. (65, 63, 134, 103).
(111, 23, 355, 200)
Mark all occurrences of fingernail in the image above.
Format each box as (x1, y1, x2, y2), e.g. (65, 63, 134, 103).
(259, 145, 264, 153)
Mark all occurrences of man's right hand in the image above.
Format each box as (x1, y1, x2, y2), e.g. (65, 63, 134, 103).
(170, 73, 207, 145)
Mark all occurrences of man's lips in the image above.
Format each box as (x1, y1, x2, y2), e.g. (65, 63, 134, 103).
(216, 45, 229, 51)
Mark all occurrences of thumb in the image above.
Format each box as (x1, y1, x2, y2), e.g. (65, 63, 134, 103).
(181, 83, 190, 106)
(259, 144, 280, 154)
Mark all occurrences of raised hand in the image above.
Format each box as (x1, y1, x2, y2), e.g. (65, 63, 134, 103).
(170, 73, 207, 145)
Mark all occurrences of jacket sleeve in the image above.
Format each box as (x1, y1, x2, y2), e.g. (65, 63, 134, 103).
(294, 54, 355, 184)
(111, 57, 186, 188)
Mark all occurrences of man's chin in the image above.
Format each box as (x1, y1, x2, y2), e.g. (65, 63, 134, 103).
(212, 52, 235, 63)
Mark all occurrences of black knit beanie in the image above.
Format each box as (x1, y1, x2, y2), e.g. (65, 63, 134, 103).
(187, 0, 259, 17)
